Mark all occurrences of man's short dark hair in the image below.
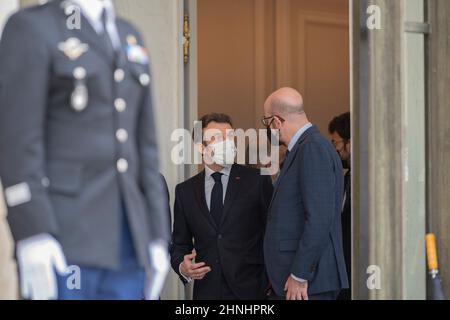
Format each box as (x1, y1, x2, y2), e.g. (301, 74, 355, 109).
(328, 112, 350, 141)
(193, 113, 233, 144)
(199, 113, 233, 130)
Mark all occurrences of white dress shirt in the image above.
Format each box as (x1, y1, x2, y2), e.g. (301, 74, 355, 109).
(287, 122, 313, 152)
(70, 0, 121, 49)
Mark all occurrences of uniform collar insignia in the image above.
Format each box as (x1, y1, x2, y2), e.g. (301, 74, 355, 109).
(58, 37, 89, 60)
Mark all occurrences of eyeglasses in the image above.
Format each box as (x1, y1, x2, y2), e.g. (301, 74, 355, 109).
(261, 115, 285, 127)
(331, 139, 346, 147)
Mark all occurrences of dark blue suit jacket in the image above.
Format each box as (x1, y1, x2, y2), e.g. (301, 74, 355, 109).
(264, 126, 349, 296)
(171, 165, 273, 300)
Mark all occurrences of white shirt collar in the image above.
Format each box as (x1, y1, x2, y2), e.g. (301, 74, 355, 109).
(69, 0, 121, 48)
(287, 122, 313, 151)
(205, 165, 232, 178)
(70, 0, 115, 27)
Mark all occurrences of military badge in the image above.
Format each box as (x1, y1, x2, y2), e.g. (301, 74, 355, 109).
(58, 37, 89, 60)
(126, 34, 149, 65)
(71, 67, 89, 112)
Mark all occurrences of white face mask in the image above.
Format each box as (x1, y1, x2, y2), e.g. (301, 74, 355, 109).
(206, 139, 237, 167)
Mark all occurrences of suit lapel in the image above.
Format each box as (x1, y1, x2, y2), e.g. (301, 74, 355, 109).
(268, 145, 300, 209)
(194, 171, 218, 231)
(268, 126, 317, 209)
(116, 21, 132, 67)
(221, 165, 242, 226)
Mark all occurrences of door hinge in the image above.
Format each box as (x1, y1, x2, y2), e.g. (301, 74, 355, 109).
(183, 14, 190, 64)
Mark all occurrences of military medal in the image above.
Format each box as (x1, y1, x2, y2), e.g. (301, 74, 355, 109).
(126, 34, 149, 65)
(58, 37, 89, 61)
(71, 67, 88, 112)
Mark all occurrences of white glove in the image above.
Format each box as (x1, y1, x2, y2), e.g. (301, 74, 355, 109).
(16, 233, 68, 300)
(144, 240, 170, 300)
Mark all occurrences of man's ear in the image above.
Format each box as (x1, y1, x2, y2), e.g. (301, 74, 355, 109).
(272, 117, 281, 129)
(195, 142, 205, 155)
(346, 140, 351, 152)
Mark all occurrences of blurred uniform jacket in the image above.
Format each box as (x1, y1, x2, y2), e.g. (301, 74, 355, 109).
(0, 0, 170, 269)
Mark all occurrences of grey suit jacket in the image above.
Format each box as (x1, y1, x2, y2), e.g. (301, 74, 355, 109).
(264, 126, 349, 296)
(0, 1, 169, 269)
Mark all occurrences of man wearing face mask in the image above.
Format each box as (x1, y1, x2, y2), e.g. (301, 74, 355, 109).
(262, 88, 348, 300)
(171, 113, 273, 300)
(329, 112, 351, 300)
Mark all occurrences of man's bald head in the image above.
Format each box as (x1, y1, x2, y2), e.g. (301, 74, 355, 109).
(264, 87, 305, 117)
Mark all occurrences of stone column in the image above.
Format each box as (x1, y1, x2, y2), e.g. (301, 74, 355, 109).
(426, 0, 450, 299)
(352, 0, 427, 299)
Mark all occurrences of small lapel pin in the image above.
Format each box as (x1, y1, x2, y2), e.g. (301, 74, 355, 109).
(236, 177, 241, 180)
(58, 37, 89, 61)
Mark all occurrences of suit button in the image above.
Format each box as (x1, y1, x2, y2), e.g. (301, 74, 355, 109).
(117, 158, 128, 173)
(218, 234, 222, 240)
(73, 67, 86, 80)
(215, 259, 220, 264)
(115, 98, 126, 112)
(41, 177, 50, 188)
(114, 69, 125, 82)
(139, 73, 150, 86)
(116, 129, 128, 143)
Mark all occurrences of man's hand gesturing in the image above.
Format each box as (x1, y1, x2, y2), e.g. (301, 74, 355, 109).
(180, 251, 211, 281)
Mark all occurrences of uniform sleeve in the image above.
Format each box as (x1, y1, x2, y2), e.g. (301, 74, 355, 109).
(0, 12, 59, 242)
(136, 33, 170, 243)
(170, 185, 194, 285)
(290, 142, 338, 281)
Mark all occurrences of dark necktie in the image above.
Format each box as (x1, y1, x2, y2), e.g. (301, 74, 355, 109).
(100, 8, 115, 56)
(210, 172, 224, 226)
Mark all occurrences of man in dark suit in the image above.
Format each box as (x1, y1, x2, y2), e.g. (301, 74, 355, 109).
(0, 0, 170, 300)
(262, 88, 348, 300)
(329, 112, 352, 300)
(171, 113, 273, 300)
